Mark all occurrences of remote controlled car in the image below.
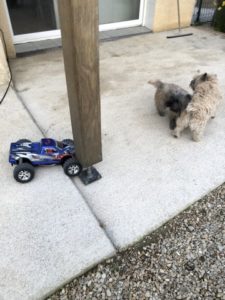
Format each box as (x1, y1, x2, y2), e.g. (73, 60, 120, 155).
(9, 138, 82, 183)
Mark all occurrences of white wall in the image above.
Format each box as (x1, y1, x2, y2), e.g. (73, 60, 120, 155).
(0, 0, 16, 58)
(152, 0, 196, 32)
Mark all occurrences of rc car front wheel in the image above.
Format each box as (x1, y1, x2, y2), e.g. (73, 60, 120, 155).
(63, 158, 82, 177)
(13, 163, 35, 183)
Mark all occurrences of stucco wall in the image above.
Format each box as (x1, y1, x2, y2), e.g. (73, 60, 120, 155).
(152, 0, 196, 32)
(0, 38, 10, 86)
(0, 0, 16, 58)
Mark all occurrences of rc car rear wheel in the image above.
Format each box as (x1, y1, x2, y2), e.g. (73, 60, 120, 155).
(62, 139, 74, 146)
(63, 158, 82, 177)
(13, 163, 35, 183)
(16, 139, 31, 143)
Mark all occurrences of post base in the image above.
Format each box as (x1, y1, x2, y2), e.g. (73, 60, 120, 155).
(79, 166, 102, 185)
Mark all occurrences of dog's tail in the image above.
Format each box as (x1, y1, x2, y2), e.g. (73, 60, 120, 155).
(148, 80, 163, 88)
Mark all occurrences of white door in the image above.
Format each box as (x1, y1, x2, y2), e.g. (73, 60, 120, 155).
(5, 0, 145, 44)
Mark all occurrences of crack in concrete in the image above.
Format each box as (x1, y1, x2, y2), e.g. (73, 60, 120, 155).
(12, 81, 118, 251)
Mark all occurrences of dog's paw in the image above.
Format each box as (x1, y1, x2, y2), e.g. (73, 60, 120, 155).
(192, 134, 201, 142)
(172, 131, 180, 138)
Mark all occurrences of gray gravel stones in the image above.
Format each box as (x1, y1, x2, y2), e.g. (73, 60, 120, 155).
(48, 184, 225, 300)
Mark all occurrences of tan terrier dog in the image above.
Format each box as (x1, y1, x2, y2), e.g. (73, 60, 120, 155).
(173, 73, 222, 141)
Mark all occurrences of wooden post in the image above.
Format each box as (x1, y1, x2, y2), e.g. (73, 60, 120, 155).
(58, 0, 102, 168)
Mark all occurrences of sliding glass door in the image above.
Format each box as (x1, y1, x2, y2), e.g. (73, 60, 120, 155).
(6, 0, 59, 34)
(5, 0, 145, 44)
(99, 0, 144, 30)
(6, 0, 60, 43)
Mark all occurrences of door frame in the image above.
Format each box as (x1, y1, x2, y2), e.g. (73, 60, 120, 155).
(5, 0, 147, 44)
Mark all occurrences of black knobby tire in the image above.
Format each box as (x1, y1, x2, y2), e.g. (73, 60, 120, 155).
(63, 158, 82, 177)
(62, 139, 74, 146)
(16, 139, 31, 143)
(13, 163, 35, 183)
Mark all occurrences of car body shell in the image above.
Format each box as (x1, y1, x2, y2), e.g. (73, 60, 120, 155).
(9, 138, 76, 166)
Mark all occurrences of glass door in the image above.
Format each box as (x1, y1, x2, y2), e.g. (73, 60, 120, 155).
(6, 0, 145, 44)
(6, 0, 60, 43)
(99, 0, 145, 31)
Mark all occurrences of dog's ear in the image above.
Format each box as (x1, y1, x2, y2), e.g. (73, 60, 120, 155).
(186, 94, 192, 102)
(190, 80, 195, 90)
(166, 96, 178, 107)
(202, 73, 208, 81)
(166, 97, 182, 113)
(165, 97, 174, 107)
(171, 101, 181, 113)
(182, 94, 192, 110)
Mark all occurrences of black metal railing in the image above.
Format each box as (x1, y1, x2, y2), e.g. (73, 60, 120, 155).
(192, 0, 215, 24)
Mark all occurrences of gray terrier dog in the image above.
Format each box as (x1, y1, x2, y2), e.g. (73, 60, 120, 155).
(148, 80, 192, 129)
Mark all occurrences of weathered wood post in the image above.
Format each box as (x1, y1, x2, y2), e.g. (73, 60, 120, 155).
(58, 0, 102, 184)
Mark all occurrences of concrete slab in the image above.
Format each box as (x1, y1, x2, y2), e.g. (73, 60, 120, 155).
(0, 89, 114, 299)
(11, 27, 225, 249)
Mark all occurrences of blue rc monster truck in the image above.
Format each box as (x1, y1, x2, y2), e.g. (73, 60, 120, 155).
(9, 138, 82, 183)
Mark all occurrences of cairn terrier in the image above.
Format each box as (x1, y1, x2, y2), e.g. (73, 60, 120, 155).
(148, 80, 192, 129)
(173, 73, 222, 141)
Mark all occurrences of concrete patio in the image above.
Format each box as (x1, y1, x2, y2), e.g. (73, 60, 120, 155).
(0, 88, 115, 300)
(0, 26, 225, 299)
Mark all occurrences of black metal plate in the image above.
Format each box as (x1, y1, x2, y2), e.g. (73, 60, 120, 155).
(79, 166, 102, 185)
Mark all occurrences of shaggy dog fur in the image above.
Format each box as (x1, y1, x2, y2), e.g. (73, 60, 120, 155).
(173, 73, 222, 141)
(148, 80, 192, 129)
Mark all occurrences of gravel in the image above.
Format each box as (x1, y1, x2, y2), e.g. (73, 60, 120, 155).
(48, 184, 225, 300)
